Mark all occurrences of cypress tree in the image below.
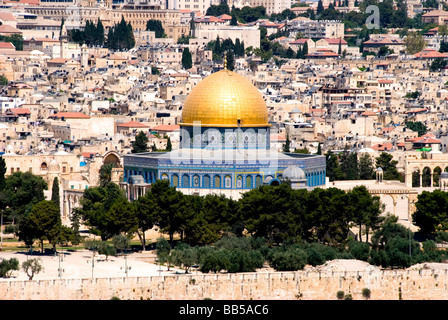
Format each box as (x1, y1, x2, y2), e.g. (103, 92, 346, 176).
(225, 50, 235, 71)
(230, 13, 238, 26)
(296, 46, 303, 59)
(235, 38, 242, 57)
(96, 18, 105, 46)
(182, 47, 193, 69)
(317, 0, 324, 14)
(302, 41, 308, 57)
(51, 177, 60, 212)
(166, 137, 172, 151)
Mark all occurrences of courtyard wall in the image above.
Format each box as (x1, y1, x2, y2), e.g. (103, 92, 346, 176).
(1, 268, 447, 300)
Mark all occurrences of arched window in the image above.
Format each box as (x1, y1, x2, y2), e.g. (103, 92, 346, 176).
(246, 175, 253, 188)
(193, 175, 200, 187)
(40, 162, 47, 171)
(172, 174, 179, 187)
(255, 175, 262, 187)
(237, 175, 243, 188)
(214, 175, 221, 188)
(182, 174, 190, 188)
(161, 173, 168, 180)
(225, 175, 232, 188)
(203, 175, 210, 188)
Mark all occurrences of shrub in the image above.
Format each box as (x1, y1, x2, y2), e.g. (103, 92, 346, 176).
(0, 258, 19, 278)
(362, 288, 371, 299)
(268, 247, 307, 271)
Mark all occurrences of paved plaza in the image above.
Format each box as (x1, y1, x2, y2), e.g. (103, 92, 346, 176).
(0, 249, 186, 281)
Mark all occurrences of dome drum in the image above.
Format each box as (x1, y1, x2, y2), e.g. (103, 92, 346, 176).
(179, 126, 270, 150)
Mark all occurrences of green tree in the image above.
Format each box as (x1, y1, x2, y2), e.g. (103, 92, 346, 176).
(206, 2, 230, 16)
(112, 234, 130, 253)
(70, 207, 83, 247)
(349, 185, 384, 242)
(156, 237, 171, 269)
(151, 179, 185, 244)
(339, 150, 358, 180)
(2, 171, 48, 224)
(230, 13, 238, 26)
(225, 50, 235, 71)
(146, 19, 166, 38)
(358, 153, 375, 180)
(240, 183, 305, 245)
(134, 193, 157, 250)
(308, 187, 353, 245)
(374, 152, 400, 180)
(378, 45, 392, 57)
(405, 31, 426, 54)
(413, 190, 448, 235)
(430, 58, 448, 72)
(101, 197, 138, 239)
(98, 241, 116, 260)
(51, 177, 60, 211)
(0, 34, 23, 51)
(95, 18, 105, 46)
(268, 246, 307, 271)
(325, 151, 345, 181)
(79, 183, 137, 240)
(131, 131, 149, 153)
(171, 243, 198, 273)
(282, 134, 291, 152)
(317, 0, 324, 14)
(0, 258, 19, 278)
(99, 163, 115, 187)
(0, 75, 8, 86)
(21, 258, 43, 280)
(182, 47, 193, 69)
(440, 40, 448, 53)
(106, 16, 135, 50)
(405, 121, 427, 136)
(22, 200, 62, 253)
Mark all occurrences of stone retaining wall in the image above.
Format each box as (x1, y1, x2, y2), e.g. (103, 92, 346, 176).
(1, 268, 447, 300)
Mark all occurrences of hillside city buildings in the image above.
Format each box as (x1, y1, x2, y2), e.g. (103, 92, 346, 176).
(2, 0, 448, 231)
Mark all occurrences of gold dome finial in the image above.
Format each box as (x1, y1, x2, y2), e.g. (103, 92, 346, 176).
(224, 54, 227, 70)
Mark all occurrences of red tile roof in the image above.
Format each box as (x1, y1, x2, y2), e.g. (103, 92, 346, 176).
(8, 108, 31, 115)
(0, 13, 16, 21)
(151, 124, 180, 131)
(0, 42, 15, 49)
(118, 120, 150, 128)
(414, 49, 448, 59)
(0, 25, 22, 34)
(81, 152, 95, 158)
(47, 58, 69, 64)
(217, 14, 232, 20)
(51, 112, 90, 119)
(322, 38, 347, 44)
(289, 38, 311, 45)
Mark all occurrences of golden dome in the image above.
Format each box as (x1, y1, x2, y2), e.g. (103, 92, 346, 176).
(180, 69, 269, 128)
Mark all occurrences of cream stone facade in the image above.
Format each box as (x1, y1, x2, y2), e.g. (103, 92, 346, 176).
(1, 149, 123, 224)
(24, 6, 190, 40)
(2, 268, 448, 300)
